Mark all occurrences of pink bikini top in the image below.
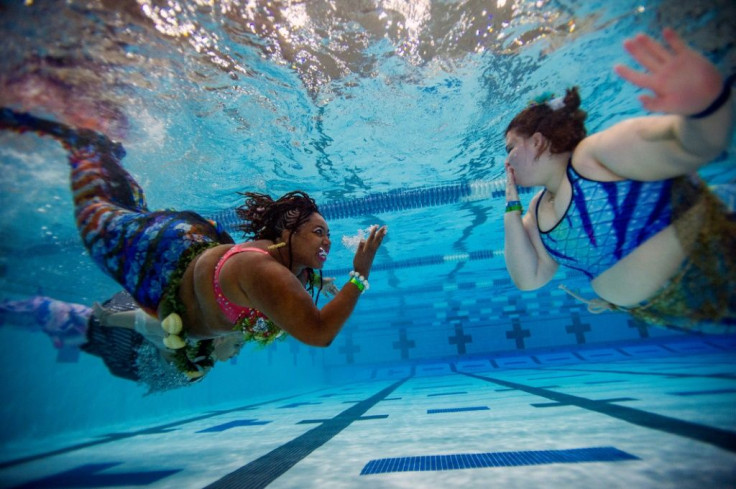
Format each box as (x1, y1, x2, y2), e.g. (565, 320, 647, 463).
(213, 245, 270, 323)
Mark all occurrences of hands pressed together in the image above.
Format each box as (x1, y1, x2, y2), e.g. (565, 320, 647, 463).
(505, 160, 519, 206)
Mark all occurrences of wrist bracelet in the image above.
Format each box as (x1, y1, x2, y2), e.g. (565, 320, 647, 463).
(505, 200, 523, 213)
(689, 74, 735, 119)
(348, 271, 370, 293)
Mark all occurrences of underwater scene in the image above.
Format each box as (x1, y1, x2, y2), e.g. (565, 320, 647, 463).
(0, 0, 734, 487)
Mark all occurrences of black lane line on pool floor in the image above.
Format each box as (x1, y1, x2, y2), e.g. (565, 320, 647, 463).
(533, 366, 736, 380)
(204, 378, 409, 489)
(0, 391, 313, 470)
(459, 372, 736, 453)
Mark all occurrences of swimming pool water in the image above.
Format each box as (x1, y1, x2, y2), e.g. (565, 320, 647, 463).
(1, 337, 734, 488)
(0, 0, 734, 487)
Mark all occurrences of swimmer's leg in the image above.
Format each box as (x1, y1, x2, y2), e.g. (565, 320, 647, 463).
(0, 108, 150, 304)
(0, 296, 91, 349)
(1, 108, 232, 314)
(0, 108, 153, 297)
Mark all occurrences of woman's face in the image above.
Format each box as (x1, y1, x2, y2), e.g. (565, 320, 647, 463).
(506, 131, 532, 181)
(505, 130, 543, 187)
(287, 212, 331, 270)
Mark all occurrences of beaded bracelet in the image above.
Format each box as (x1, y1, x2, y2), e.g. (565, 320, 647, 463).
(505, 200, 523, 213)
(348, 271, 370, 292)
(689, 74, 735, 119)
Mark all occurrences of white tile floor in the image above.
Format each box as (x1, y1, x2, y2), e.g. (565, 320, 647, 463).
(1, 337, 735, 489)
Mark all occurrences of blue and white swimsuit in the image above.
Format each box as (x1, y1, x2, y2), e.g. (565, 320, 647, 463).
(537, 162, 673, 279)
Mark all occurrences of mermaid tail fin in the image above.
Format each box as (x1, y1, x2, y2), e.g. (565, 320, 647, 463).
(0, 107, 125, 160)
(1, 107, 73, 138)
(1, 106, 144, 211)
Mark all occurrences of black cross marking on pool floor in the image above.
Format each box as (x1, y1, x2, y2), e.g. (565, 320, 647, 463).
(506, 319, 530, 349)
(339, 334, 361, 364)
(393, 328, 416, 359)
(566, 313, 592, 344)
(448, 323, 473, 354)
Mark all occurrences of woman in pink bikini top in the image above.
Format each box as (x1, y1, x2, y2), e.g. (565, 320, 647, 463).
(211, 245, 284, 344)
(170, 190, 387, 352)
(213, 246, 270, 323)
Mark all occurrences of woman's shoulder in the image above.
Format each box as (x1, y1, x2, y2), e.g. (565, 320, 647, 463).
(571, 140, 627, 182)
(191, 243, 241, 277)
(204, 240, 276, 271)
(199, 243, 238, 262)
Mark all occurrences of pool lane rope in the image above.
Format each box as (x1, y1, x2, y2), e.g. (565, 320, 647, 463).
(209, 177, 538, 230)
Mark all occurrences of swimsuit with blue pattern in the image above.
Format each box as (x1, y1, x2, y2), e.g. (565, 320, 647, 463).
(538, 161, 673, 279)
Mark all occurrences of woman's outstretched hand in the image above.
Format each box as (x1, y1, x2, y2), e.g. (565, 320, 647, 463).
(352, 225, 387, 278)
(614, 28, 723, 115)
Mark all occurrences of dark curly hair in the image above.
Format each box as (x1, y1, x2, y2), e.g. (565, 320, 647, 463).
(235, 190, 323, 302)
(505, 87, 587, 156)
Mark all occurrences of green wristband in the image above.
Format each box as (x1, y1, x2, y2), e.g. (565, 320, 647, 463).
(348, 276, 365, 292)
(505, 200, 523, 213)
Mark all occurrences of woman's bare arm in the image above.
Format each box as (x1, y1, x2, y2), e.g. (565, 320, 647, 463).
(580, 29, 732, 181)
(238, 225, 387, 346)
(503, 163, 559, 290)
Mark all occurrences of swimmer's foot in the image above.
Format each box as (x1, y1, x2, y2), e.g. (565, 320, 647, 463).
(0, 107, 125, 159)
(1, 107, 74, 140)
(91, 302, 114, 327)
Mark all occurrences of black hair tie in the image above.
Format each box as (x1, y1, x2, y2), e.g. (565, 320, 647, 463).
(689, 73, 735, 119)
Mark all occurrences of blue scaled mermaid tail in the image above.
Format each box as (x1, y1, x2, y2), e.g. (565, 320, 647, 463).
(0, 108, 234, 316)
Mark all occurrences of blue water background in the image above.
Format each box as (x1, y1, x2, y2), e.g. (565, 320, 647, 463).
(0, 0, 734, 453)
